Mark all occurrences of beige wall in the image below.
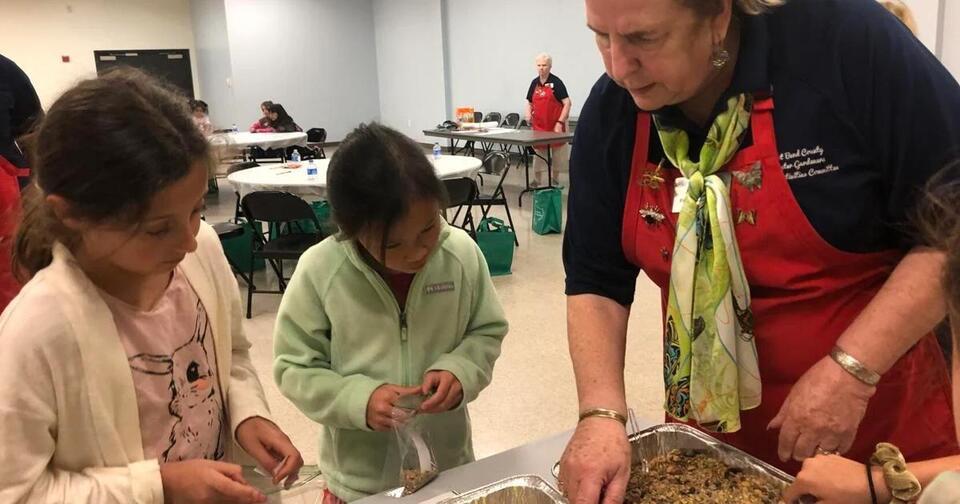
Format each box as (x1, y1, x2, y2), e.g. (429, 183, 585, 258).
(0, 0, 199, 108)
(900, 0, 941, 54)
(943, 0, 960, 79)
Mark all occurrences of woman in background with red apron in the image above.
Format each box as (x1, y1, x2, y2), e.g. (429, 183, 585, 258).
(524, 53, 572, 187)
(558, 0, 960, 502)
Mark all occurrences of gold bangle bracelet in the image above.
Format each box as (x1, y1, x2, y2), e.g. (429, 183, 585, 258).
(830, 346, 881, 386)
(578, 408, 627, 425)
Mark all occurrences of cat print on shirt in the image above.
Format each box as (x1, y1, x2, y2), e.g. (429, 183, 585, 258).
(128, 300, 225, 461)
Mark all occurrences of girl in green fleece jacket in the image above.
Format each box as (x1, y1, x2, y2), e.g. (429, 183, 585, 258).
(273, 123, 509, 502)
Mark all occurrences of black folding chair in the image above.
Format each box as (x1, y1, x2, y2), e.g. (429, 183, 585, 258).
(483, 112, 502, 125)
(240, 191, 324, 318)
(472, 152, 518, 246)
(479, 112, 503, 157)
(499, 113, 521, 155)
(226, 161, 259, 223)
(513, 119, 536, 168)
(463, 112, 485, 158)
(443, 178, 478, 238)
(306, 127, 327, 159)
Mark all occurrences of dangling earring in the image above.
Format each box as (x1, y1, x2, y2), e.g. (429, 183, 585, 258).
(711, 42, 730, 69)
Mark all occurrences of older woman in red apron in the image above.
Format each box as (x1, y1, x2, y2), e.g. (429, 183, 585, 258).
(0, 156, 21, 311)
(524, 53, 572, 187)
(558, 0, 960, 502)
(0, 54, 39, 311)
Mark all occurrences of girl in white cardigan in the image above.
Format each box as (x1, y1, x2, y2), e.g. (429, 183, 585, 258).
(0, 69, 302, 504)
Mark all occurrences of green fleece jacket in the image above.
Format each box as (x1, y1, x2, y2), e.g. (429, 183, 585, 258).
(273, 223, 508, 501)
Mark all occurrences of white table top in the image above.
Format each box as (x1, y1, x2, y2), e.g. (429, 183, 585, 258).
(227, 155, 482, 198)
(210, 131, 308, 149)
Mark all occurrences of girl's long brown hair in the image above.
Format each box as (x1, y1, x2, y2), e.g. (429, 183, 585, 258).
(917, 161, 960, 318)
(13, 67, 212, 280)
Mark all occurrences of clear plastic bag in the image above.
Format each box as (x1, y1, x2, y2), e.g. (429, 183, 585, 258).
(391, 395, 438, 496)
(244, 464, 325, 503)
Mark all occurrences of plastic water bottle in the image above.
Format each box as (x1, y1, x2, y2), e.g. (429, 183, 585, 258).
(231, 123, 238, 132)
(306, 159, 318, 181)
(432, 143, 442, 160)
(290, 149, 301, 163)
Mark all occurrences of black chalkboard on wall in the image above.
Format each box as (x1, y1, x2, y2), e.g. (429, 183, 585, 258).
(94, 49, 194, 99)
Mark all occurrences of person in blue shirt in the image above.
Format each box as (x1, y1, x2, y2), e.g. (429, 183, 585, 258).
(0, 53, 41, 187)
(558, 0, 960, 501)
(0, 54, 41, 313)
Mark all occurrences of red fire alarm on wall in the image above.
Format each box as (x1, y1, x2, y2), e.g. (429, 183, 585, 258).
(61, 55, 70, 63)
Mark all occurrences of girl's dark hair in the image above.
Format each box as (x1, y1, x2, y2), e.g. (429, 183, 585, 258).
(327, 122, 447, 260)
(267, 103, 293, 124)
(917, 160, 960, 320)
(13, 67, 212, 280)
(266, 103, 299, 131)
(190, 99, 209, 114)
(260, 100, 274, 110)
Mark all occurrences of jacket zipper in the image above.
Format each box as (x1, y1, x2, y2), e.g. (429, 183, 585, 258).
(399, 310, 412, 386)
(352, 241, 434, 387)
(393, 273, 427, 387)
(365, 268, 422, 387)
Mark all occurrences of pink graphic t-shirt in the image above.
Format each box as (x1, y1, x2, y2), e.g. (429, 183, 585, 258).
(101, 268, 227, 462)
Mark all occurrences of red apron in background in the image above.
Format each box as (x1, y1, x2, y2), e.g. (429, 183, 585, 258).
(621, 96, 959, 474)
(530, 80, 566, 150)
(0, 156, 21, 312)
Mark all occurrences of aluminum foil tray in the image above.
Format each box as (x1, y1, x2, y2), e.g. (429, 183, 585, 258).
(441, 475, 565, 504)
(627, 423, 793, 489)
(550, 424, 794, 501)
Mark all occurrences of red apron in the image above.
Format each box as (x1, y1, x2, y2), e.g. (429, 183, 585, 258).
(621, 96, 959, 474)
(531, 79, 566, 150)
(0, 155, 20, 311)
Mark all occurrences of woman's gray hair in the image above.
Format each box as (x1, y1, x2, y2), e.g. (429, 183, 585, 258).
(683, 0, 784, 16)
(536, 53, 553, 66)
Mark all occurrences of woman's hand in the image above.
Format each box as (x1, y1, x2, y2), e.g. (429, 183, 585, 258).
(783, 454, 877, 504)
(419, 370, 463, 414)
(558, 418, 631, 504)
(161, 460, 265, 504)
(554, 121, 565, 133)
(768, 357, 876, 462)
(235, 416, 304, 487)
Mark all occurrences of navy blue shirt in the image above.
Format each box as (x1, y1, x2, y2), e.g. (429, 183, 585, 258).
(0, 54, 41, 168)
(526, 74, 570, 103)
(564, 0, 960, 307)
